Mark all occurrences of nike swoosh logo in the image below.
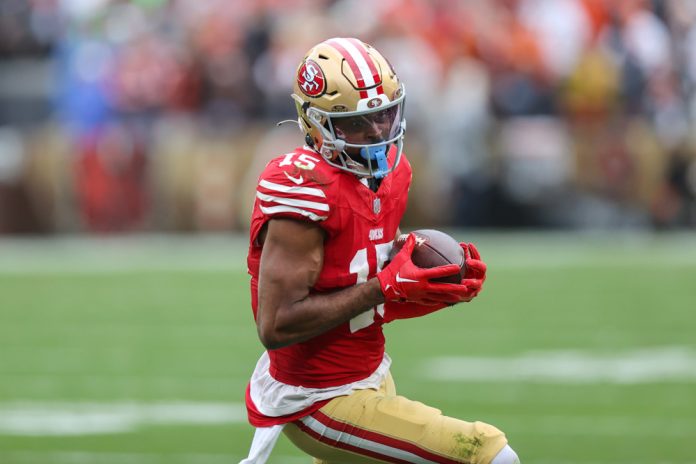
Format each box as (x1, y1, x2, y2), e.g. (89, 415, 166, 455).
(284, 171, 304, 185)
(395, 273, 418, 283)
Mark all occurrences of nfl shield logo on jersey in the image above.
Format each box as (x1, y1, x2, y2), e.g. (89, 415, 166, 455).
(373, 198, 381, 214)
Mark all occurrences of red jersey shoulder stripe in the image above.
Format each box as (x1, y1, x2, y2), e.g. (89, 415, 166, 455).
(257, 177, 329, 222)
(258, 179, 326, 198)
(256, 191, 329, 212)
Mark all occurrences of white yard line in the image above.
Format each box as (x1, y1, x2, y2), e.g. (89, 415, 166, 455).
(424, 346, 696, 383)
(0, 401, 693, 441)
(1, 454, 693, 464)
(0, 401, 246, 436)
(0, 451, 310, 464)
(0, 451, 238, 464)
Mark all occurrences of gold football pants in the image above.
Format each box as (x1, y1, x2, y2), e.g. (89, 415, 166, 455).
(283, 372, 508, 463)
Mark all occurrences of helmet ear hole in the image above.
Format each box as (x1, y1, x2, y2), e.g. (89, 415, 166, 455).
(304, 134, 315, 147)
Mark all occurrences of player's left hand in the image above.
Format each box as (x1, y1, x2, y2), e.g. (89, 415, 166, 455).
(457, 242, 487, 300)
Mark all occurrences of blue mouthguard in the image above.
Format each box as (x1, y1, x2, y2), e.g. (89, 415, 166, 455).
(360, 145, 389, 178)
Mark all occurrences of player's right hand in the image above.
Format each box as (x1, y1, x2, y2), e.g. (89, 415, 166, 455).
(377, 234, 471, 304)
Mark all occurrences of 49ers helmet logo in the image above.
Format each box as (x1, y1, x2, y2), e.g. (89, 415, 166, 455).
(297, 59, 326, 97)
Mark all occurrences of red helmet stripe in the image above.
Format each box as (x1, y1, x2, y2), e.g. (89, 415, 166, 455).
(346, 38, 383, 94)
(325, 38, 378, 98)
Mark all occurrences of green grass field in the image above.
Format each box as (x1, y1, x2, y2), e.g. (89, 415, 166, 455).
(1, 232, 695, 464)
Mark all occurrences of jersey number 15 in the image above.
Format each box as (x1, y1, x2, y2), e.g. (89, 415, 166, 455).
(349, 242, 392, 333)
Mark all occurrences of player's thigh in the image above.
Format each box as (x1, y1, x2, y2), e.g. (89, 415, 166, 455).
(283, 376, 508, 463)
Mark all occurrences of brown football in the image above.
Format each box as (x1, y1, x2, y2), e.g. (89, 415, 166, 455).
(388, 229, 465, 283)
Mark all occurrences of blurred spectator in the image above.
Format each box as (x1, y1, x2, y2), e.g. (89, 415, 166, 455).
(0, 126, 38, 233)
(74, 122, 147, 233)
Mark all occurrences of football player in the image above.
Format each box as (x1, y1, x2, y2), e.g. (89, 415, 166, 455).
(241, 37, 520, 464)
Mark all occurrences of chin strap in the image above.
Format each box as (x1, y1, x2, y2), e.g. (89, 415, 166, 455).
(360, 145, 389, 179)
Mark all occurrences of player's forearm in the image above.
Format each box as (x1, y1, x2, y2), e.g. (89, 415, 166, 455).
(258, 278, 384, 350)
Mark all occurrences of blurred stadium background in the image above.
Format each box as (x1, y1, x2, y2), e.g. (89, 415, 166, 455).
(1, 0, 696, 463)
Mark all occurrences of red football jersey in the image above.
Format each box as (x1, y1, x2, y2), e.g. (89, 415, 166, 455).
(247, 146, 411, 389)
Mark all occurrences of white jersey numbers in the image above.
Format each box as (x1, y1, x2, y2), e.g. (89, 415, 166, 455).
(279, 152, 321, 170)
(348, 242, 392, 333)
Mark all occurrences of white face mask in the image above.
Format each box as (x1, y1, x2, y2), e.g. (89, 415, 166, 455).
(301, 88, 407, 179)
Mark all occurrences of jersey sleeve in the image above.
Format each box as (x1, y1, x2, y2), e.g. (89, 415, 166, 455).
(382, 300, 449, 323)
(255, 162, 331, 224)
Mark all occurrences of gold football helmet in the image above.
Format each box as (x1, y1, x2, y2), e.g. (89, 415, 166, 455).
(292, 37, 406, 178)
